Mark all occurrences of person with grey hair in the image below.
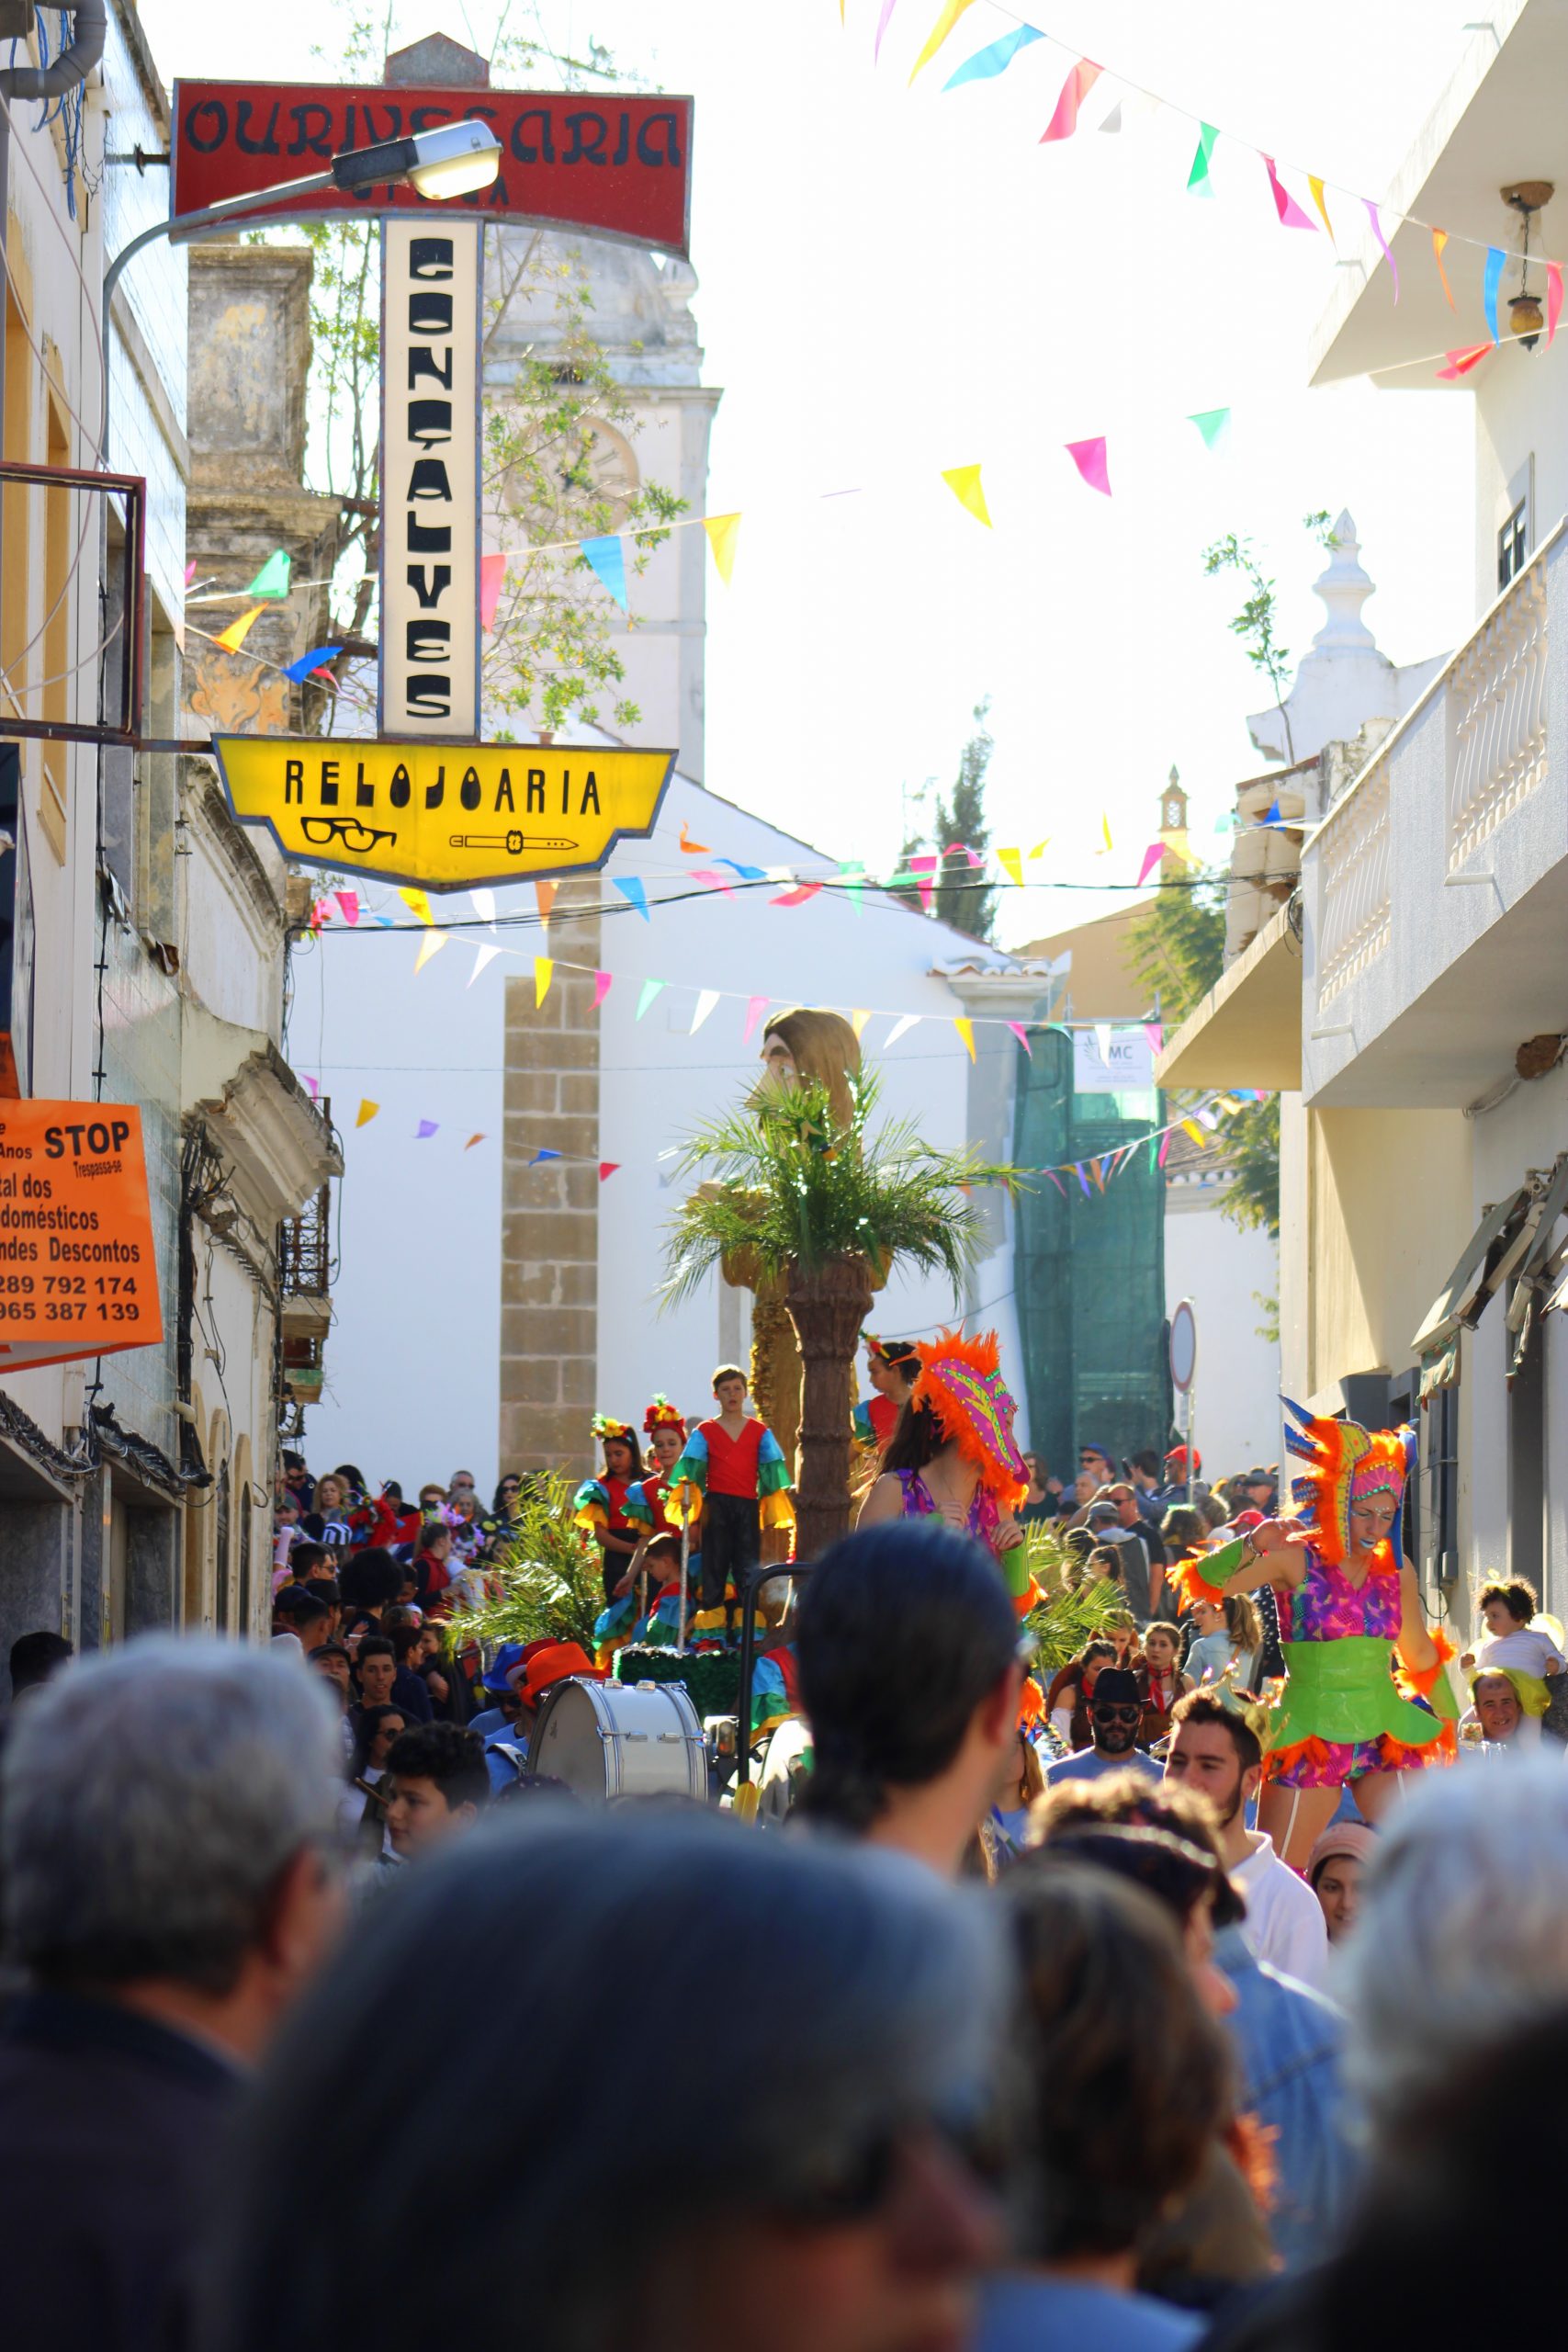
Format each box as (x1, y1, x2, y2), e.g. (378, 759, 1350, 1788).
(1338, 1751, 1568, 2148)
(0, 1637, 346, 2352)
(201, 1813, 1006, 2352)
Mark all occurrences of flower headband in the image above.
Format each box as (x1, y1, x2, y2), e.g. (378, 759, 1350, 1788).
(643, 1395, 687, 1439)
(592, 1415, 636, 1445)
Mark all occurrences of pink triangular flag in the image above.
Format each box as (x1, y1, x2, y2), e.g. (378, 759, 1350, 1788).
(592, 969, 614, 1010)
(690, 867, 734, 896)
(302, 1074, 320, 1099)
(334, 889, 359, 925)
(742, 993, 770, 1044)
(1135, 841, 1165, 887)
(1040, 56, 1100, 143)
(1007, 1022, 1032, 1055)
(1157, 1129, 1174, 1167)
(1262, 154, 1316, 231)
(479, 552, 506, 631)
(1143, 1022, 1164, 1054)
(1065, 437, 1111, 496)
(598, 1161, 620, 1181)
(1047, 1170, 1068, 1197)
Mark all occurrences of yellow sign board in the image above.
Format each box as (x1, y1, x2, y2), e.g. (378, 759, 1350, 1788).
(213, 738, 676, 892)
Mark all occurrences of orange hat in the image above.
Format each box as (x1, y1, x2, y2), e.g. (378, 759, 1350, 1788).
(514, 1640, 606, 1707)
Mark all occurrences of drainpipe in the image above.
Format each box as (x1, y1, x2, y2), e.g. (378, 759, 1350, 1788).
(0, 0, 107, 100)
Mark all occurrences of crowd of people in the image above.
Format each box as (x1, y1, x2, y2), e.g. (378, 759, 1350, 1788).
(7, 1337, 1568, 2352)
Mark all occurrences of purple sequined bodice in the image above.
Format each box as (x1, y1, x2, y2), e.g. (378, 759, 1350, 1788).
(1284, 1547, 1401, 1644)
(896, 1469, 998, 1548)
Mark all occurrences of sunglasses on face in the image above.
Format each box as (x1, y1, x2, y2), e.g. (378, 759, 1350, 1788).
(770, 2112, 998, 2226)
(1093, 1704, 1143, 1726)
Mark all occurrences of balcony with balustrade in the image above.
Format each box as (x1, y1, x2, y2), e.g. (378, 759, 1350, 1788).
(1300, 518, 1568, 1108)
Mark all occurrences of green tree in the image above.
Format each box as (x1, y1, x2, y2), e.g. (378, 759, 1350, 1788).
(281, 4, 682, 733)
(894, 699, 998, 940)
(1201, 510, 1334, 763)
(1128, 866, 1280, 1237)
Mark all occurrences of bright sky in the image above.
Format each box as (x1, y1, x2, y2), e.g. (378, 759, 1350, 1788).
(141, 0, 1479, 947)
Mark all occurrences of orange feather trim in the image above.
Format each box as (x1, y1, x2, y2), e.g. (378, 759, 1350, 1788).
(1168, 1554, 1228, 1613)
(908, 1327, 1028, 1507)
(1264, 1733, 1337, 1779)
(1017, 1675, 1044, 1727)
(1396, 1624, 1456, 1701)
(1377, 1721, 1456, 1768)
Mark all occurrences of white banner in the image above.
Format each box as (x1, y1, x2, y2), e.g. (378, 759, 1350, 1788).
(379, 220, 480, 738)
(1073, 1024, 1154, 1092)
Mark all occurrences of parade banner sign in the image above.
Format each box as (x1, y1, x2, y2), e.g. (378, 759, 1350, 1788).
(171, 83, 694, 253)
(213, 738, 676, 891)
(0, 1102, 163, 1374)
(380, 221, 481, 739)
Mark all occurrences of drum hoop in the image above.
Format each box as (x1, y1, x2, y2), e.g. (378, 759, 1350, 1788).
(528, 1676, 706, 1800)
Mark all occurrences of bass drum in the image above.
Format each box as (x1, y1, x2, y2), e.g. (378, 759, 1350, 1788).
(528, 1676, 710, 1804)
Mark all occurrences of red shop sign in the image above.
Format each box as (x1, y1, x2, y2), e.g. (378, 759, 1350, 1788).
(171, 82, 693, 254)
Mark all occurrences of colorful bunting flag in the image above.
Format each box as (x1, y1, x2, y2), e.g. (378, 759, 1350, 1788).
(1089, 1157, 1105, 1193)
(997, 846, 1023, 890)
(184, 558, 198, 586)
(690, 867, 734, 896)
(1040, 56, 1100, 143)
(356, 1100, 379, 1127)
(1047, 1170, 1068, 1196)
(581, 534, 628, 610)
(743, 993, 770, 1043)
(1181, 1119, 1205, 1145)
(636, 978, 665, 1021)
(954, 1016, 976, 1061)
(479, 552, 506, 631)
(615, 876, 650, 922)
(1007, 1023, 1032, 1055)
(400, 888, 434, 925)
(851, 1009, 871, 1040)
(691, 989, 720, 1033)
(535, 877, 558, 931)
(679, 821, 712, 853)
(531, 1149, 562, 1166)
(703, 513, 741, 582)
(770, 880, 823, 907)
(470, 888, 496, 928)
(1075, 1163, 1092, 1198)
(941, 463, 991, 526)
(717, 858, 767, 881)
(1432, 227, 1454, 309)
(908, 0, 976, 83)
(1364, 200, 1399, 302)
(334, 889, 359, 926)
(302, 1075, 320, 1098)
(943, 22, 1042, 87)
(592, 969, 614, 1010)
(1094, 1023, 1112, 1068)
(1030, 839, 1049, 859)
(1158, 1130, 1173, 1168)
(1065, 437, 1111, 495)
(1187, 121, 1218, 196)
(468, 944, 502, 987)
(245, 549, 291, 598)
(1549, 263, 1563, 346)
(599, 1162, 620, 1181)
(1100, 814, 1114, 854)
(885, 1013, 920, 1046)
(416, 1119, 438, 1139)
(214, 604, 265, 653)
(1136, 841, 1166, 887)
(1196, 1106, 1219, 1130)
(1308, 175, 1335, 242)
(1144, 1022, 1164, 1054)
(465, 1134, 485, 1149)
(1262, 155, 1314, 230)
(1189, 407, 1231, 450)
(1437, 345, 1489, 381)
(413, 931, 446, 975)
(282, 645, 341, 683)
(1484, 245, 1505, 342)
(534, 957, 553, 1006)
(838, 860, 866, 910)
(874, 0, 899, 60)
(908, 853, 938, 912)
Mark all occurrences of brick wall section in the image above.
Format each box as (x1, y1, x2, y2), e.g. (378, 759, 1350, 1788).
(499, 879, 601, 1476)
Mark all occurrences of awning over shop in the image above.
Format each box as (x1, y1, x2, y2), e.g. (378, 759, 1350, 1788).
(1154, 906, 1301, 1093)
(1409, 1185, 1534, 1375)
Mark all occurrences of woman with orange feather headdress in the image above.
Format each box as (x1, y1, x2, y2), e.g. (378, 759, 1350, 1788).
(855, 1328, 1040, 1617)
(1167, 1399, 1457, 1870)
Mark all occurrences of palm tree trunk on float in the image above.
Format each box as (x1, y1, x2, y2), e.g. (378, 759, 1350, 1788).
(785, 1253, 874, 1560)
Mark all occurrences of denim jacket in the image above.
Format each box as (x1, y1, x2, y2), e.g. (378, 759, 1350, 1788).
(1215, 1924, 1360, 2272)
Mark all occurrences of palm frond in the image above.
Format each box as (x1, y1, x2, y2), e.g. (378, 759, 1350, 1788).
(445, 1475, 604, 1655)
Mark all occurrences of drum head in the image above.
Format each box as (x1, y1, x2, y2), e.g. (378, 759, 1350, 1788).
(529, 1677, 709, 1803)
(529, 1679, 615, 1795)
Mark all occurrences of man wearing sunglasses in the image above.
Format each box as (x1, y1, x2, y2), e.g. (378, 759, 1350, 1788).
(1043, 1667, 1161, 1788)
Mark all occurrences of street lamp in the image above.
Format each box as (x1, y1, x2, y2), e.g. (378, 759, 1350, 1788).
(100, 121, 503, 457)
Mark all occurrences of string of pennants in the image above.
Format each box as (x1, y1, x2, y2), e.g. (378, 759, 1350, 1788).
(866, 1, 1564, 382)
(314, 1064, 1264, 1194)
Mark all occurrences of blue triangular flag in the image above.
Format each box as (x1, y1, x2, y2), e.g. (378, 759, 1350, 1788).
(282, 645, 342, 683)
(943, 22, 1043, 88)
(530, 1148, 563, 1165)
(581, 535, 628, 611)
(716, 859, 768, 882)
(615, 876, 650, 922)
(1263, 797, 1282, 824)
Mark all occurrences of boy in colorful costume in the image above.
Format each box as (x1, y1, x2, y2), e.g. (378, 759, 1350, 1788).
(571, 1418, 646, 1603)
(664, 1364, 794, 1623)
(852, 1335, 919, 1454)
(1169, 1400, 1456, 1870)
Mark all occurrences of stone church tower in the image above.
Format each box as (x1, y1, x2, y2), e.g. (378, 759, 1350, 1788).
(483, 232, 720, 779)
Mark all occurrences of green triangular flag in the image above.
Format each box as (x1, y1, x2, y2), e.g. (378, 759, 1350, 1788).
(1189, 407, 1232, 451)
(1187, 122, 1217, 196)
(245, 548, 291, 598)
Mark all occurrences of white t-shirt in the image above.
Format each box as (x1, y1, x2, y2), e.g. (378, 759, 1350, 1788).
(1231, 1831, 1330, 1990)
(1474, 1625, 1566, 1679)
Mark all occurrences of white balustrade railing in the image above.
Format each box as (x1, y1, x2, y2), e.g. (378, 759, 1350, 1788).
(1315, 756, 1391, 1003)
(1448, 559, 1549, 870)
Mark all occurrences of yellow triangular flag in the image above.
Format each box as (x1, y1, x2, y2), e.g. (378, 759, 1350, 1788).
(1181, 1118, 1204, 1145)
(1308, 175, 1336, 243)
(1100, 814, 1113, 854)
(954, 1016, 976, 1061)
(535, 956, 553, 1006)
(1159, 827, 1191, 868)
(355, 1099, 379, 1127)
(998, 847, 1023, 890)
(1030, 839, 1050, 859)
(851, 1009, 871, 1040)
(941, 463, 991, 526)
(400, 887, 434, 924)
(214, 604, 265, 653)
(909, 0, 976, 81)
(413, 931, 446, 975)
(703, 513, 741, 582)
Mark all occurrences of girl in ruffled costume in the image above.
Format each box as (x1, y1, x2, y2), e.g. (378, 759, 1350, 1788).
(856, 1329, 1039, 1618)
(572, 1419, 647, 1603)
(1169, 1401, 1456, 1870)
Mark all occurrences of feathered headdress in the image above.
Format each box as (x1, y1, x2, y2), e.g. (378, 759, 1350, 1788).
(642, 1395, 686, 1440)
(592, 1414, 636, 1445)
(909, 1328, 1028, 1505)
(1282, 1396, 1416, 1569)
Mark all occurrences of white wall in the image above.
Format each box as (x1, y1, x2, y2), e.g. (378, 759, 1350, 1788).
(1164, 1177, 1280, 1475)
